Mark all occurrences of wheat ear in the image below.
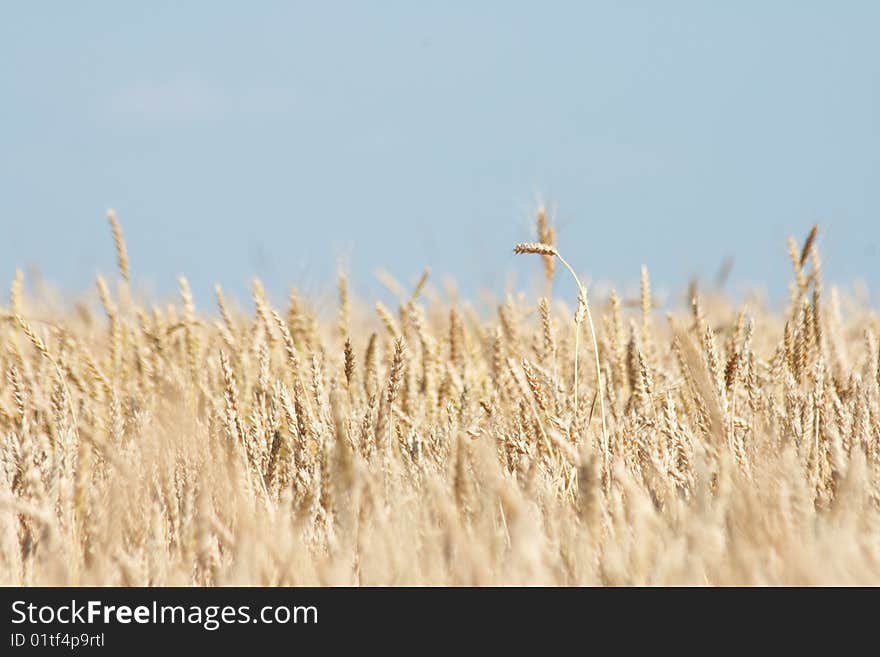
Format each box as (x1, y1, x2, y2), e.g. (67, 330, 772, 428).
(106, 209, 130, 282)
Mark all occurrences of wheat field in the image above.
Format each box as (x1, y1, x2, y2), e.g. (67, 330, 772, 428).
(2, 211, 879, 586)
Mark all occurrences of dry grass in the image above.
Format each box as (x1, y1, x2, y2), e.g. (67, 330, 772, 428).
(2, 212, 880, 586)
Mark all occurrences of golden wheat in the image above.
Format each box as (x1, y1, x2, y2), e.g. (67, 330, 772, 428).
(0, 218, 879, 586)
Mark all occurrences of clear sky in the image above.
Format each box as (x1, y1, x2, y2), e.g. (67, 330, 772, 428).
(2, 2, 879, 308)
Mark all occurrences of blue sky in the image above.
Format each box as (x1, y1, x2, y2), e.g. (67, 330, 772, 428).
(2, 2, 879, 308)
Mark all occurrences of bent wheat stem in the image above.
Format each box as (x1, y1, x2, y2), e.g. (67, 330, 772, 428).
(513, 243, 609, 480)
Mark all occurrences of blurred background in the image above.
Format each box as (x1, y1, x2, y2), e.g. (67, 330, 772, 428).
(2, 2, 878, 309)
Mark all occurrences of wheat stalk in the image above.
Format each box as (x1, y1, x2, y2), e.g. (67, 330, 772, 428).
(513, 242, 610, 479)
(106, 209, 130, 282)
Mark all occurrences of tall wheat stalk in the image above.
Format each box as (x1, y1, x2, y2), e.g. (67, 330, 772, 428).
(513, 243, 609, 475)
